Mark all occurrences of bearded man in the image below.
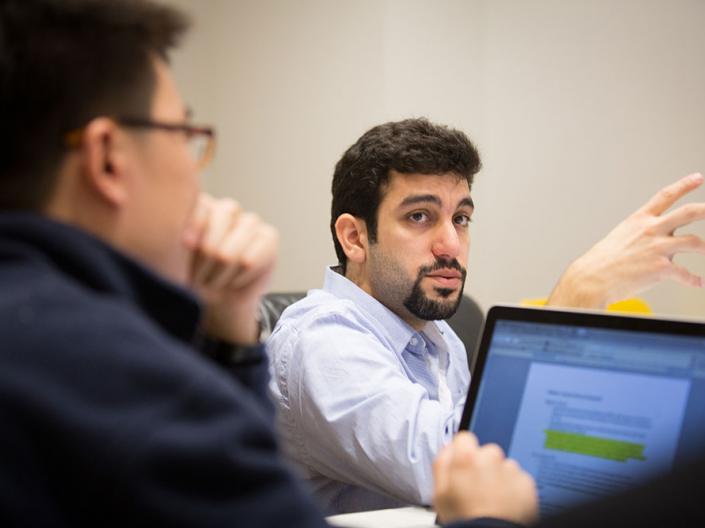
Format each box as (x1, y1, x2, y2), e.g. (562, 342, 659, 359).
(267, 118, 705, 515)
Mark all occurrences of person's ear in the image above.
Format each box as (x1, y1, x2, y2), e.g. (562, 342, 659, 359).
(335, 214, 369, 264)
(79, 117, 129, 207)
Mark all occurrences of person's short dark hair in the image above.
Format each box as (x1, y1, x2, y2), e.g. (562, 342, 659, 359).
(331, 118, 482, 272)
(0, 0, 189, 210)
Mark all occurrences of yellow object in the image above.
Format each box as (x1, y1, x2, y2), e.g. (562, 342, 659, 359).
(521, 297, 652, 315)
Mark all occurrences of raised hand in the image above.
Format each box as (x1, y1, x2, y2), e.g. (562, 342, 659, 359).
(548, 173, 705, 308)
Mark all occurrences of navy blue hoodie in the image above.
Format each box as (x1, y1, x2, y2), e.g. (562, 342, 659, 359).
(0, 213, 327, 527)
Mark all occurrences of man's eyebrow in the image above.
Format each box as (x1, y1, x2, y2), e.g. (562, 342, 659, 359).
(397, 194, 475, 210)
(458, 197, 475, 210)
(398, 194, 442, 208)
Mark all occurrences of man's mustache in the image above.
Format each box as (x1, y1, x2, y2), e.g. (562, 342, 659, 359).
(418, 257, 466, 277)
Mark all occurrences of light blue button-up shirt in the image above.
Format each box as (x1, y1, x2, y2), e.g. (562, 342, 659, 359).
(267, 267, 470, 514)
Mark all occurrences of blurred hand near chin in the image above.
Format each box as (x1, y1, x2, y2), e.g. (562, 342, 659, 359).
(433, 432, 538, 526)
(183, 193, 279, 344)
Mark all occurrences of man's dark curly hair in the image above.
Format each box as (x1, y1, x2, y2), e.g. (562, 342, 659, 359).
(0, 0, 189, 210)
(331, 118, 481, 272)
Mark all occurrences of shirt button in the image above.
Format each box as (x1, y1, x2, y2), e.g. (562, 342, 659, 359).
(410, 337, 417, 345)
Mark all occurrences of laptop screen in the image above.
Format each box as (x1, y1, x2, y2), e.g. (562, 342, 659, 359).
(460, 306, 705, 517)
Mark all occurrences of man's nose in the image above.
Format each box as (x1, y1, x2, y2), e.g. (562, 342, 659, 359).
(431, 221, 461, 259)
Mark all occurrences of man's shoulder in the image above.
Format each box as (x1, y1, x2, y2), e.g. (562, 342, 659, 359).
(274, 288, 374, 333)
(267, 288, 396, 361)
(2, 272, 141, 335)
(0, 262, 269, 425)
(0, 264, 196, 375)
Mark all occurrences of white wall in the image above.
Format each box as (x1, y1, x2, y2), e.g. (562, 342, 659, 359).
(168, 0, 705, 317)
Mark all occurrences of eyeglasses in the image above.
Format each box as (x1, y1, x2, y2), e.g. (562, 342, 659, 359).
(64, 117, 216, 170)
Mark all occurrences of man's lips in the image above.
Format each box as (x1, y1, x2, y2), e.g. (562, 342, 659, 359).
(425, 269, 462, 279)
(425, 269, 463, 288)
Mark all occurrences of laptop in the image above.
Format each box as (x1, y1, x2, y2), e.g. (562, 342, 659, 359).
(459, 305, 705, 517)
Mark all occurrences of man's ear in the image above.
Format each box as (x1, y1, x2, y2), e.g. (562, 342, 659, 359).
(79, 117, 129, 207)
(335, 213, 369, 265)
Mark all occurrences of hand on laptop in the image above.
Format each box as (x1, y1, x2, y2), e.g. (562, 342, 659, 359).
(184, 194, 279, 344)
(548, 173, 705, 308)
(433, 432, 538, 525)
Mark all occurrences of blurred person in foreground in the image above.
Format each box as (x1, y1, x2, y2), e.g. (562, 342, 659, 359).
(0, 0, 325, 525)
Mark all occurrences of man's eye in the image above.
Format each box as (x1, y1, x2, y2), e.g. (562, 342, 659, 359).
(454, 214, 471, 226)
(409, 212, 428, 223)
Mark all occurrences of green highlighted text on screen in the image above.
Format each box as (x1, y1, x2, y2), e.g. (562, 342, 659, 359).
(544, 430, 646, 462)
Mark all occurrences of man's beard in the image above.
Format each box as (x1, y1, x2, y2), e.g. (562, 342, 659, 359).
(403, 257, 467, 320)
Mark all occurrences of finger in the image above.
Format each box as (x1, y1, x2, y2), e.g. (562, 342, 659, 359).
(665, 261, 703, 288)
(200, 213, 259, 288)
(183, 193, 212, 249)
(201, 198, 241, 251)
(225, 226, 278, 290)
(453, 431, 479, 452)
(187, 195, 214, 284)
(519, 472, 540, 523)
(446, 432, 480, 471)
(640, 173, 703, 216)
(432, 443, 452, 491)
(662, 234, 705, 257)
(224, 246, 275, 292)
(658, 203, 705, 234)
(504, 458, 521, 473)
(455, 431, 479, 446)
(193, 199, 241, 285)
(201, 217, 255, 288)
(479, 443, 505, 463)
(432, 444, 453, 523)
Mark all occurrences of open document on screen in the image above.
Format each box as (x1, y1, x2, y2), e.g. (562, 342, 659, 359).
(467, 317, 705, 518)
(507, 363, 689, 516)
